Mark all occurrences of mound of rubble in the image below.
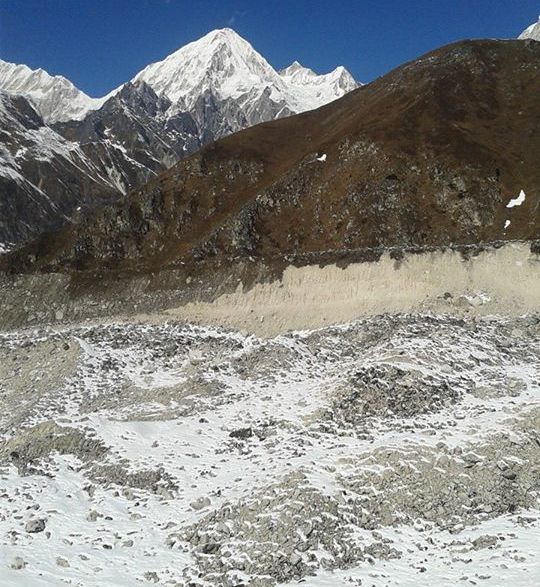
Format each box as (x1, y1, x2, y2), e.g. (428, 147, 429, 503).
(0, 314, 538, 586)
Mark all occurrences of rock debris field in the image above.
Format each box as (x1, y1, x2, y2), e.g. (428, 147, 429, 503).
(0, 314, 538, 586)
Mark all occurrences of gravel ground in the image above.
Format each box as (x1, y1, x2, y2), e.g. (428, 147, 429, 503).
(0, 313, 538, 586)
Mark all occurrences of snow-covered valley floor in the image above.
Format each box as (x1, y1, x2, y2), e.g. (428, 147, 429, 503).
(0, 314, 538, 586)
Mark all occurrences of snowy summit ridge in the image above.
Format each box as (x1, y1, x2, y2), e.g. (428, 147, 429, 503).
(0, 59, 105, 123)
(518, 16, 540, 41)
(135, 28, 287, 108)
(0, 28, 358, 127)
(279, 59, 358, 107)
(134, 28, 359, 113)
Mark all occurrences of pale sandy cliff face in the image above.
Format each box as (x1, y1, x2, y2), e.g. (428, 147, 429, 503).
(0, 242, 537, 335)
(167, 243, 540, 336)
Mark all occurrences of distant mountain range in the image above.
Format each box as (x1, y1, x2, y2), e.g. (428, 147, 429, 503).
(4, 39, 538, 280)
(0, 59, 107, 123)
(0, 28, 358, 248)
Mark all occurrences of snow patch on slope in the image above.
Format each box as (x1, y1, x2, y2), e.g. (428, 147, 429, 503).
(506, 189, 526, 208)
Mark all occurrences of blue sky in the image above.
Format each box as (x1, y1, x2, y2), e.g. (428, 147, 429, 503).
(0, 0, 537, 96)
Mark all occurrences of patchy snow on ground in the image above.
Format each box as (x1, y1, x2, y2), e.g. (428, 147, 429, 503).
(0, 314, 538, 586)
(506, 190, 526, 208)
(0, 242, 14, 254)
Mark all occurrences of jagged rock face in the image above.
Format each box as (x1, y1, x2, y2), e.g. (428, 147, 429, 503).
(0, 85, 204, 248)
(0, 92, 122, 248)
(0, 81, 197, 248)
(56, 81, 200, 183)
(6, 40, 538, 276)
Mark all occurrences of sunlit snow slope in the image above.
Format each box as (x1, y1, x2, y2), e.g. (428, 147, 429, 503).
(0, 59, 105, 123)
(518, 17, 540, 41)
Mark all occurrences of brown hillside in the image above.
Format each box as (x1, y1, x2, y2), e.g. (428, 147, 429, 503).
(2, 39, 539, 278)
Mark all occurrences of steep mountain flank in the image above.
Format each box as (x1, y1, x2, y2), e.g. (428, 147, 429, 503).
(0, 29, 357, 248)
(55, 81, 200, 186)
(0, 87, 184, 247)
(59, 28, 358, 185)
(518, 17, 540, 41)
(0, 92, 123, 248)
(5, 40, 538, 279)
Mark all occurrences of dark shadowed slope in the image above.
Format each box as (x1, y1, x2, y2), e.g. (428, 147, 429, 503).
(2, 40, 539, 277)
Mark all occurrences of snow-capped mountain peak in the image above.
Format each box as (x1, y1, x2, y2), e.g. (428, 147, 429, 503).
(0, 59, 105, 123)
(279, 59, 359, 109)
(134, 28, 358, 113)
(0, 28, 358, 128)
(0, 28, 360, 248)
(518, 16, 540, 41)
(134, 28, 286, 109)
(279, 61, 316, 77)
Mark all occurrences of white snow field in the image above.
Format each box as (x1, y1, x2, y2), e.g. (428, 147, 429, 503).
(0, 314, 538, 586)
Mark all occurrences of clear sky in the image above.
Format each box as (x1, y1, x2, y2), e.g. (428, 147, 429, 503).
(0, 0, 537, 97)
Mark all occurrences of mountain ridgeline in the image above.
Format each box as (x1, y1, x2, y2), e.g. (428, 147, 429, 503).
(3, 40, 539, 279)
(0, 29, 358, 248)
